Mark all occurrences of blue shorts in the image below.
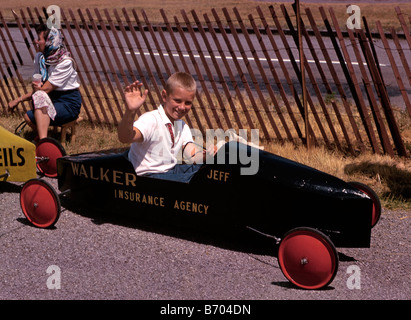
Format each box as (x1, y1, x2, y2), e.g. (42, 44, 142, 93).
(27, 89, 82, 126)
(143, 164, 202, 183)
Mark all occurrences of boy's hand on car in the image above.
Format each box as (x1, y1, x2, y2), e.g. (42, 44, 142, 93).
(204, 145, 218, 158)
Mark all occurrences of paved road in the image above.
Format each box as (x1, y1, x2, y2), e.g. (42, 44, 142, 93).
(1, 176, 409, 304)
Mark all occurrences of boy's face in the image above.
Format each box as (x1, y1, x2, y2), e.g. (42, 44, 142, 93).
(162, 86, 195, 123)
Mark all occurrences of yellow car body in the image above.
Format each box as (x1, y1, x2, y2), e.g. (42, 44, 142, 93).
(0, 126, 36, 182)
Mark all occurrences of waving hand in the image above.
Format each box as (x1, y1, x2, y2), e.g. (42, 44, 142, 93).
(124, 80, 148, 112)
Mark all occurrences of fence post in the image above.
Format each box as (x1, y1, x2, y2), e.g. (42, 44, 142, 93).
(357, 30, 408, 157)
(295, 0, 311, 150)
(305, 7, 356, 155)
(326, 7, 376, 154)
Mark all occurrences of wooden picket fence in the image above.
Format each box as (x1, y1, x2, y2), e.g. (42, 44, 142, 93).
(0, 5, 410, 157)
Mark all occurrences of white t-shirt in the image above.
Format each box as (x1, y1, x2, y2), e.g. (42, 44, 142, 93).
(47, 59, 80, 91)
(128, 105, 194, 175)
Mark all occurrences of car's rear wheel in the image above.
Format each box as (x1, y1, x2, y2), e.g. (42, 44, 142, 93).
(36, 138, 66, 178)
(278, 227, 339, 290)
(20, 178, 61, 228)
(348, 181, 381, 228)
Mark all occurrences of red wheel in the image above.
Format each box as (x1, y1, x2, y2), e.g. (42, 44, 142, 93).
(349, 181, 381, 228)
(36, 138, 66, 178)
(20, 178, 61, 228)
(278, 227, 338, 290)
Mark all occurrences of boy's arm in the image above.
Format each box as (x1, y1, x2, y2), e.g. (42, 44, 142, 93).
(183, 142, 217, 164)
(118, 110, 144, 143)
(118, 81, 148, 144)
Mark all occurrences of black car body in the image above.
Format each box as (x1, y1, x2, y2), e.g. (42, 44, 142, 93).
(57, 142, 374, 248)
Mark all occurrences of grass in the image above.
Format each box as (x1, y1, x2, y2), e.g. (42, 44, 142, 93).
(0, 0, 410, 32)
(1, 112, 410, 212)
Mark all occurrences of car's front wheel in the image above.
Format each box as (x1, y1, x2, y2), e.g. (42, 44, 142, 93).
(278, 227, 339, 290)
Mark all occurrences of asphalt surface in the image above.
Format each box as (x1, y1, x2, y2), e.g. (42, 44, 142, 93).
(0, 175, 410, 304)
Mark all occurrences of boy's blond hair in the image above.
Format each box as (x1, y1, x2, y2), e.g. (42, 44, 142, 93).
(164, 72, 197, 95)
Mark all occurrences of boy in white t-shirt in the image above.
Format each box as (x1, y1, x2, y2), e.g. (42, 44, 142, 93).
(118, 72, 216, 181)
